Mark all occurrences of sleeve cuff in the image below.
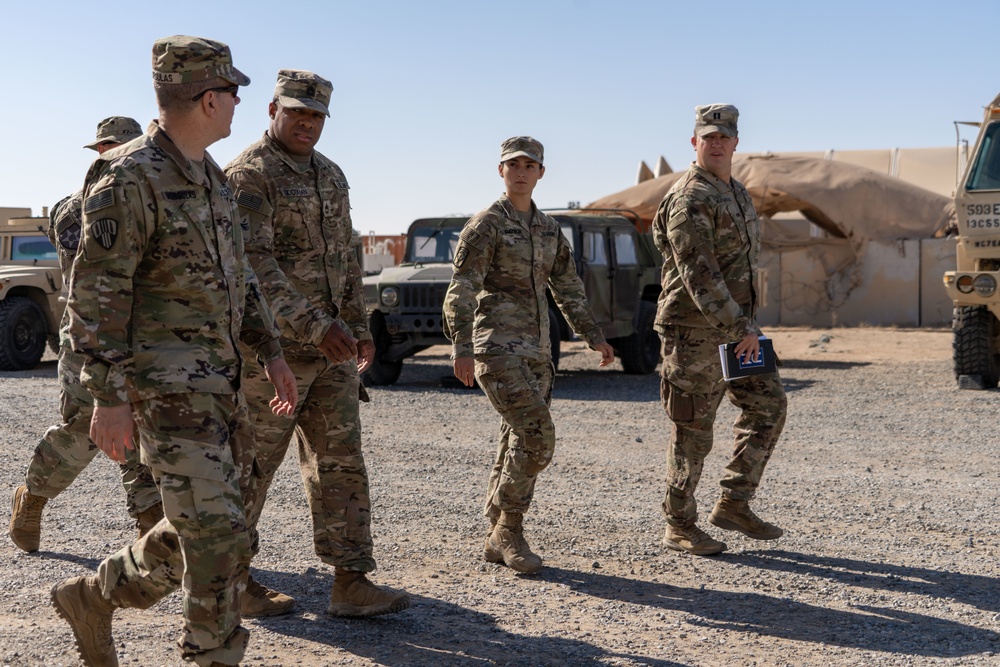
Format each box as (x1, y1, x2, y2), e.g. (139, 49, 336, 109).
(451, 342, 474, 359)
(255, 339, 284, 366)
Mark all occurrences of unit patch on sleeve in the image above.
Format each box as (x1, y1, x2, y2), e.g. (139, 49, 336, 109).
(91, 218, 119, 250)
(59, 223, 82, 251)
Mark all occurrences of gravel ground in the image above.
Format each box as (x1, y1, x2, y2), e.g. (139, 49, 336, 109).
(1, 327, 998, 667)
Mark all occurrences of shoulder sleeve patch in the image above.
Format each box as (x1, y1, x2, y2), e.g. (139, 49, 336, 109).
(83, 187, 114, 214)
(236, 189, 265, 212)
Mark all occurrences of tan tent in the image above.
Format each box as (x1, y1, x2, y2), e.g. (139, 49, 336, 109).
(586, 154, 956, 248)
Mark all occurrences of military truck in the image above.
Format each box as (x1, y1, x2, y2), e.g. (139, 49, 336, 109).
(944, 91, 1000, 389)
(361, 211, 662, 385)
(0, 216, 62, 370)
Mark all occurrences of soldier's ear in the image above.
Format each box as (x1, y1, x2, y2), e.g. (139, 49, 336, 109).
(268, 102, 278, 120)
(538, 165, 545, 179)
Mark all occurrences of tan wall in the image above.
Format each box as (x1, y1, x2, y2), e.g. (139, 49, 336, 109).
(0, 208, 32, 226)
(756, 238, 955, 328)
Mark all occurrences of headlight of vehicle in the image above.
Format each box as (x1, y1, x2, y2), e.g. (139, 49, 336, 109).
(973, 274, 996, 297)
(381, 286, 399, 307)
(957, 275, 975, 294)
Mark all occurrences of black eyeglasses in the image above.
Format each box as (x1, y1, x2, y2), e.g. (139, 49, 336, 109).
(191, 85, 239, 102)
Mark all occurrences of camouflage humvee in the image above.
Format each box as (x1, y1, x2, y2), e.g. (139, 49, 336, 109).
(361, 211, 662, 385)
(0, 212, 62, 371)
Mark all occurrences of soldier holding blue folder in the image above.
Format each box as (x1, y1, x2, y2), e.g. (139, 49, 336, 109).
(652, 104, 787, 556)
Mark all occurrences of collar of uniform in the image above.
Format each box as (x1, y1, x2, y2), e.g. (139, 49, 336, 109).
(262, 132, 314, 174)
(689, 162, 735, 194)
(149, 120, 225, 188)
(497, 194, 536, 228)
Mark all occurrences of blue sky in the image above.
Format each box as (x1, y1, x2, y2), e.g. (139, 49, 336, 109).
(1, 1, 995, 235)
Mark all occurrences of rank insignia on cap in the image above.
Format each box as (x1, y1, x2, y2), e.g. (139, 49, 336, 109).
(91, 218, 119, 250)
(236, 190, 264, 212)
(59, 223, 81, 251)
(84, 188, 114, 214)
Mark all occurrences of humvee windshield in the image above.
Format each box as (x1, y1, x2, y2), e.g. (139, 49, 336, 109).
(12, 236, 57, 261)
(408, 222, 465, 263)
(967, 122, 1000, 191)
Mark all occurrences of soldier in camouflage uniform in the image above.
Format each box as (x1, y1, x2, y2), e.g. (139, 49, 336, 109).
(443, 137, 614, 574)
(225, 69, 409, 618)
(50, 36, 298, 667)
(8, 117, 165, 555)
(653, 104, 787, 557)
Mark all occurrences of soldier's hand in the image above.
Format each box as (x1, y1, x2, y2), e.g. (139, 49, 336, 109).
(318, 322, 358, 364)
(357, 339, 375, 373)
(91, 404, 135, 464)
(595, 342, 615, 367)
(453, 357, 475, 387)
(265, 358, 298, 417)
(733, 332, 761, 364)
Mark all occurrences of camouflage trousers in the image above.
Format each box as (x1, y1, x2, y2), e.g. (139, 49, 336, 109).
(96, 392, 257, 667)
(24, 360, 159, 518)
(242, 354, 375, 572)
(475, 355, 555, 520)
(659, 326, 786, 527)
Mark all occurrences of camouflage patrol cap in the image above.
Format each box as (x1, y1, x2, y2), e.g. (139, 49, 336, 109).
(83, 116, 142, 151)
(694, 104, 739, 138)
(274, 69, 333, 117)
(151, 35, 250, 87)
(500, 136, 544, 165)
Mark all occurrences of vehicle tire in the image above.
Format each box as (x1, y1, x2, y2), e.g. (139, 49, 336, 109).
(953, 305, 1000, 389)
(618, 300, 660, 375)
(0, 296, 48, 371)
(361, 312, 403, 386)
(549, 307, 561, 371)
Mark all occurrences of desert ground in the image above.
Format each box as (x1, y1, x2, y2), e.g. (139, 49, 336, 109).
(1, 327, 998, 666)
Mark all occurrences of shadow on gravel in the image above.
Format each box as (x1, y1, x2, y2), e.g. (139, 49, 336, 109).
(779, 359, 871, 371)
(538, 566, 999, 659)
(0, 360, 58, 379)
(249, 567, 687, 667)
(734, 550, 1000, 612)
(31, 551, 102, 571)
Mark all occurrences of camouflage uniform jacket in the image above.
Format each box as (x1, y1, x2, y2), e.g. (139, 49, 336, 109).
(652, 163, 761, 342)
(67, 121, 283, 407)
(443, 195, 606, 361)
(47, 191, 92, 403)
(225, 133, 369, 358)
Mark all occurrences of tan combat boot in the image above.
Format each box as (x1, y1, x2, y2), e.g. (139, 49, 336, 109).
(240, 572, 295, 618)
(9, 485, 48, 552)
(662, 523, 727, 556)
(708, 496, 783, 540)
(51, 575, 118, 667)
(484, 511, 543, 574)
(327, 569, 410, 618)
(134, 503, 164, 539)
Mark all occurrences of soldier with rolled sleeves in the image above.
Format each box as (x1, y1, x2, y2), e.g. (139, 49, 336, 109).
(9, 116, 165, 554)
(225, 69, 409, 618)
(50, 36, 297, 667)
(653, 104, 786, 557)
(443, 136, 615, 574)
